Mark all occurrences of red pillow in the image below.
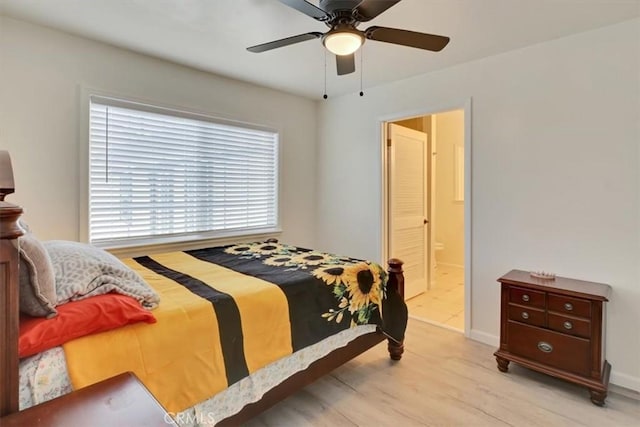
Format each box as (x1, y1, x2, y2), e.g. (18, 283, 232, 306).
(19, 293, 157, 358)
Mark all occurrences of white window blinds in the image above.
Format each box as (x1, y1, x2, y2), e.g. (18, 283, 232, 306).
(89, 96, 279, 246)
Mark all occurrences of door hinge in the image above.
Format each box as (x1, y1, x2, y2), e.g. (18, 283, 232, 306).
(387, 138, 392, 147)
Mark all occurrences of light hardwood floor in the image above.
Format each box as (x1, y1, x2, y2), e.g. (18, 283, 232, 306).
(246, 319, 639, 426)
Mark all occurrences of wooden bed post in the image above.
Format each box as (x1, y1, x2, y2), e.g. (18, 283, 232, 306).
(384, 258, 407, 360)
(0, 201, 24, 416)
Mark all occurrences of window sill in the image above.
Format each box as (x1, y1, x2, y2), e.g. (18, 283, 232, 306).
(101, 229, 282, 259)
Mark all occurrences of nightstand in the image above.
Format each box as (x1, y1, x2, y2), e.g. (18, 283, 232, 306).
(0, 372, 177, 426)
(494, 270, 612, 406)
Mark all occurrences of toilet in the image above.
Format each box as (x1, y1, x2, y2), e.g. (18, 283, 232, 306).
(434, 242, 444, 268)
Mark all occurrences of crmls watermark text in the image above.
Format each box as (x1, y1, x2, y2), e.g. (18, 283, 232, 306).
(165, 411, 216, 425)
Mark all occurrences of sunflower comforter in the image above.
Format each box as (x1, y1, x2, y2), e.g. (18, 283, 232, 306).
(62, 242, 387, 413)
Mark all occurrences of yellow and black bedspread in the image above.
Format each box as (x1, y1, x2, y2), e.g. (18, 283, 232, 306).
(62, 242, 387, 413)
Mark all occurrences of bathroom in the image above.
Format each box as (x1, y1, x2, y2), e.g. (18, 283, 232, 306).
(391, 109, 465, 331)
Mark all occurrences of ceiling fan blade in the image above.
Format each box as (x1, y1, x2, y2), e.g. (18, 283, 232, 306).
(365, 26, 450, 51)
(336, 53, 356, 75)
(247, 32, 323, 53)
(279, 0, 329, 21)
(354, 0, 401, 22)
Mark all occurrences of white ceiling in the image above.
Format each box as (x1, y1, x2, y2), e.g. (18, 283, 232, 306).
(1, 0, 638, 99)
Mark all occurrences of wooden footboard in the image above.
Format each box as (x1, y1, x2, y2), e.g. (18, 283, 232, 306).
(219, 258, 407, 426)
(0, 201, 24, 416)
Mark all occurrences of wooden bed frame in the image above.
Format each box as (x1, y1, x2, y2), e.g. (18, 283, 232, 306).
(0, 200, 407, 423)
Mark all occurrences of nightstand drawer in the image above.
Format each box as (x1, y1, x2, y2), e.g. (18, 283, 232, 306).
(509, 287, 545, 308)
(507, 321, 590, 376)
(508, 304, 545, 327)
(548, 294, 591, 318)
(548, 313, 590, 338)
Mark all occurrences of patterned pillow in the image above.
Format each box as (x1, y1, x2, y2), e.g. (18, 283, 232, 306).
(18, 233, 58, 318)
(43, 240, 160, 309)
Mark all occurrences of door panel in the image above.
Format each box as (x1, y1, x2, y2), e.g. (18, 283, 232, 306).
(389, 123, 428, 300)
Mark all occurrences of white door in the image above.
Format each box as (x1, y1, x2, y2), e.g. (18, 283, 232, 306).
(388, 123, 429, 300)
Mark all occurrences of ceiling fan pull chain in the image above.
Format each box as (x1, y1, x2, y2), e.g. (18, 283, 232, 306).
(323, 49, 328, 99)
(105, 106, 110, 183)
(359, 48, 364, 97)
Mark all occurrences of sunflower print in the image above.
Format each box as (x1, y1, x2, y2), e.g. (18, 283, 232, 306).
(290, 251, 337, 266)
(251, 242, 286, 255)
(312, 265, 350, 285)
(343, 262, 384, 314)
(223, 243, 254, 255)
(224, 241, 292, 257)
(223, 241, 386, 327)
(263, 254, 295, 267)
(317, 262, 386, 326)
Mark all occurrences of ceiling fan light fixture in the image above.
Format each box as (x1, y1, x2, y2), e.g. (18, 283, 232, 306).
(323, 30, 363, 56)
(248, 0, 450, 79)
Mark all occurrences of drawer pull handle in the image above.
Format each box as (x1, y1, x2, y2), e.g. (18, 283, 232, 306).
(521, 312, 529, 320)
(537, 342, 553, 353)
(563, 321, 573, 330)
(522, 294, 530, 302)
(564, 302, 573, 311)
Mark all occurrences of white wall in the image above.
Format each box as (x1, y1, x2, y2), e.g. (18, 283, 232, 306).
(317, 19, 640, 390)
(435, 110, 464, 267)
(0, 16, 318, 248)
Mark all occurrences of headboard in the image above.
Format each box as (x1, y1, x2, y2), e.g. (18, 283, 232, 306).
(0, 153, 24, 416)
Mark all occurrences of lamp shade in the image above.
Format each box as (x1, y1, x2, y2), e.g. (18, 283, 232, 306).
(323, 30, 363, 56)
(0, 150, 15, 201)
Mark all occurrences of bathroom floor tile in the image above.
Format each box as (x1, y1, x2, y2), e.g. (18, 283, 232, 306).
(407, 265, 464, 331)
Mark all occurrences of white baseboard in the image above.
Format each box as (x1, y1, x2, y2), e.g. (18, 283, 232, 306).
(610, 370, 640, 393)
(466, 330, 640, 392)
(468, 329, 499, 347)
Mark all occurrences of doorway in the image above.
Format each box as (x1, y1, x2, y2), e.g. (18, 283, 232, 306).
(383, 107, 468, 333)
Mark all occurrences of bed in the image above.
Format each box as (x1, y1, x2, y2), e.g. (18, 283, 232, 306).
(0, 182, 407, 425)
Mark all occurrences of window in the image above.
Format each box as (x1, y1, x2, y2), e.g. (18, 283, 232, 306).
(89, 96, 279, 247)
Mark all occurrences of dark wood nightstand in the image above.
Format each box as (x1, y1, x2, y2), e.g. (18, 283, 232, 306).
(0, 372, 177, 427)
(494, 270, 612, 406)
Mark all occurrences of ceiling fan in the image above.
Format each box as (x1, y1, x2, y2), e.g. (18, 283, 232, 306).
(247, 0, 450, 76)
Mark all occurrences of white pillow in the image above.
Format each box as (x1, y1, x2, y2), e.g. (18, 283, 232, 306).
(44, 240, 159, 309)
(18, 233, 58, 318)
